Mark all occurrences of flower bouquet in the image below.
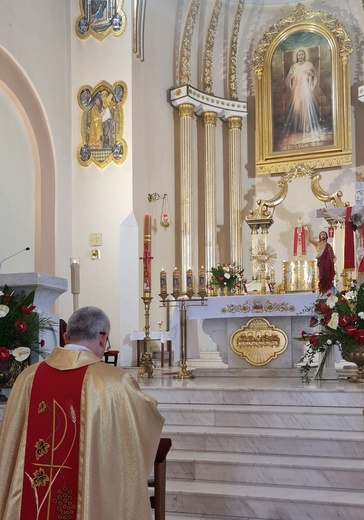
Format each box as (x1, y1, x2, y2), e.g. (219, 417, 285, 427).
(300, 280, 364, 383)
(209, 263, 245, 294)
(0, 285, 52, 388)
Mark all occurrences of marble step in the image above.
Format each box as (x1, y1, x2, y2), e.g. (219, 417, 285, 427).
(166, 449, 364, 490)
(162, 425, 364, 458)
(146, 385, 364, 407)
(165, 479, 364, 520)
(158, 403, 364, 431)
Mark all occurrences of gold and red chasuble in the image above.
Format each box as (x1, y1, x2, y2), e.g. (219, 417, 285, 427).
(20, 361, 88, 520)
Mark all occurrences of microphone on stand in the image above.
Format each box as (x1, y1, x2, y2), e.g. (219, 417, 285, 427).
(0, 247, 31, 270)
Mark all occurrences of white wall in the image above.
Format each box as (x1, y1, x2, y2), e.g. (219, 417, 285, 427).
(0, 90, 34, 273)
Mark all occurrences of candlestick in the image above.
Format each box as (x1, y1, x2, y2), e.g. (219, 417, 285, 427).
(160, 269, 167, 295)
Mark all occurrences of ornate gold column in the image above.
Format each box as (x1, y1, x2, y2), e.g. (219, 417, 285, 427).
(179, 103, 195, 293)
(202, 111, 217, 277)
(227, 116, 243, 266)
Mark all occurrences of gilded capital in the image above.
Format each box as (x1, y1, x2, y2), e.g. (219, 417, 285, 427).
(227, 116, 242, 130)
(179, 103, 195, 118)
(202, 111, 217, 126)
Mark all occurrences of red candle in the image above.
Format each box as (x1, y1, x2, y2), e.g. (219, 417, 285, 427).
(142, 214, 153, 297)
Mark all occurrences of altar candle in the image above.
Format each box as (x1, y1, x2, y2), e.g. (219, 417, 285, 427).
(70, 258, 80, 294)
(186, 268, 194, 293)
(143, 213, 152, 297)
(198, 266, 206, 294)
(160, 269, 167, 295)
(270, 268, 275, 283)
(172, 268, 180, 292)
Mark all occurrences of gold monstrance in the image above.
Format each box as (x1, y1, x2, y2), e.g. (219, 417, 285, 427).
(250, 243, 277, 294)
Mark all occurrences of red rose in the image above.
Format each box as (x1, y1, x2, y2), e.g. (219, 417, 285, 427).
(339, 315, 351, 327)
(309, 334, 319, 347)
(218, 276, 224, 281)
(22, 305, 36, 315)
(0, 347, 10, 361)
(354, 329, 364, 342)
(39, 339, 45, 347)
(316, 302, 328, 313)
(14, 320, 28, 333)
(345, 325, 357, 336)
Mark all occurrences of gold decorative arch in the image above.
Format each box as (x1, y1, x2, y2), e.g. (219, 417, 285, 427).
(245, 164, 349, 231)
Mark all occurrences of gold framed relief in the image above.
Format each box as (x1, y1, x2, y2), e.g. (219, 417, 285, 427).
(76, 0, 126, 40)
(253, 3, 352, 175)
(77, 81, 127, 168)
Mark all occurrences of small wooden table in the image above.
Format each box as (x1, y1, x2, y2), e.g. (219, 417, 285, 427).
(129, 331, 172, 367)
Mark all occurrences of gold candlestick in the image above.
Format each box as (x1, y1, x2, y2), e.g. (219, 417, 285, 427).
(138, 295, 154, 378)
(173, 298, 195, 380)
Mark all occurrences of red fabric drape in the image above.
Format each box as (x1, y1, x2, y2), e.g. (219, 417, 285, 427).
(293, 227, 306, 256)
(21, 362, 88, 519)
(344, 206, 355, 269)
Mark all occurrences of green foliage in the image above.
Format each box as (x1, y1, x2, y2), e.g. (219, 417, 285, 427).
(0, 285, 52, 353)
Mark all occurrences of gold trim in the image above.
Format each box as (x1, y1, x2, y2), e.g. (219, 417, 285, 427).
(133, 0, 146, 61)
(229, 0, 245, 100)
(203, 0, 223, 95)
(230, 318, 288, 366)
(246, 164, 349, 228)
(227, 115, 242, 130)
(221, 299, 295, 314)
(179, 0, 201, 85)
(202, 111, 217, 126)
(178, 103, 195, 118)
(253, 3, 353, 174)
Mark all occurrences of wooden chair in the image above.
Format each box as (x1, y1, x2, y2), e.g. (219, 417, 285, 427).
(149, 438, 172, 520)
(103, 339, 119, 367)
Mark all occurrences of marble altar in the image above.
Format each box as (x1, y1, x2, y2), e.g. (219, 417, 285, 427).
(171, 293, 318, 370)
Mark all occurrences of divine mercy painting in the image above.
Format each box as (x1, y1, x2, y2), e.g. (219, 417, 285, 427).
(271, 31, 333, 154)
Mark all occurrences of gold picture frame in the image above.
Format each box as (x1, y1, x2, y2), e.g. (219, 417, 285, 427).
(253, 3, 353, 175)
(77, 81, 127, 168)
(76, 0, 126, 40)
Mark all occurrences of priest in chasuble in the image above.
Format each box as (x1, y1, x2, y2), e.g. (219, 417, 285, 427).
(0, 306, 164, 520)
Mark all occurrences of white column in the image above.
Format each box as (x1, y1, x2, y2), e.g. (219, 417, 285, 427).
(202, 111, 217, 278)
(179, 103, 194, 293)
(227, 115, 243, 267)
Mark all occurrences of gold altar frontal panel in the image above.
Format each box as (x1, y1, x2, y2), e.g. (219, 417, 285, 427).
(283, 260, 317, 293)
(230, 318, 288, 366)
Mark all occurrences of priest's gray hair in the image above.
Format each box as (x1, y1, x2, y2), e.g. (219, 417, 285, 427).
(66, 306, 110, 342)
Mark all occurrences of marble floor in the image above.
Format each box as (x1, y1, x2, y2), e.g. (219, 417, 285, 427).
(135, 367, 364, 520)
(132, 365, 364, 392)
